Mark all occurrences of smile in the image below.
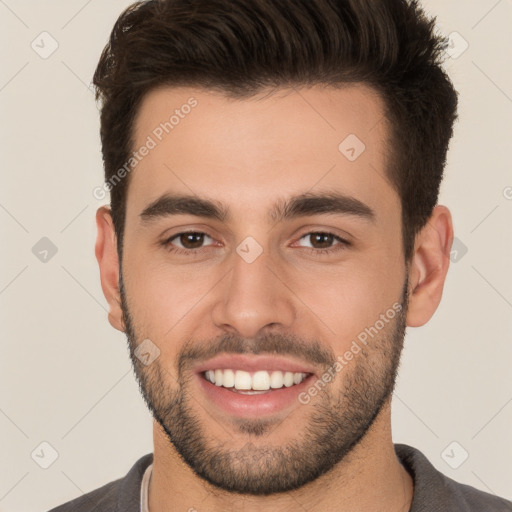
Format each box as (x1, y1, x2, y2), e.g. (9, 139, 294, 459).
(204, 369, 309, 392)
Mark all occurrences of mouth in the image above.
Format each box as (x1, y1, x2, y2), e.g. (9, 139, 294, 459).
(193, 354, 317, 417)
(202, 368, 310, 393)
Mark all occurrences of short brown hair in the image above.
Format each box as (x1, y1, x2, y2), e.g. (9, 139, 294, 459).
(93, 0, 458, 263)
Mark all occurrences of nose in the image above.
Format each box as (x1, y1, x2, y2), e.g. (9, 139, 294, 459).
(210, 244, 296, 338)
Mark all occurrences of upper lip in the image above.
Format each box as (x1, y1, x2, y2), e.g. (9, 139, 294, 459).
(193, 354, 317, 376)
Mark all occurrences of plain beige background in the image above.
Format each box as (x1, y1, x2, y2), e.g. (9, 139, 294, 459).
(1, 0, 511, 510)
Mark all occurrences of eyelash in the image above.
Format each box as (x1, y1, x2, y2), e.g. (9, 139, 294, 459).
(161, 230, 350, 257)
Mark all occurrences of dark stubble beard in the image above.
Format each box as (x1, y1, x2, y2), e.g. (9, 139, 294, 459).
(119, 270, 409, 495)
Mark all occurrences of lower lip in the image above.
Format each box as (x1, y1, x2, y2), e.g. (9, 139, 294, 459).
(196, 373, 314, 418)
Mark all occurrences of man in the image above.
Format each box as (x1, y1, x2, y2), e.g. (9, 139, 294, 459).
(49, 0, 512, 510)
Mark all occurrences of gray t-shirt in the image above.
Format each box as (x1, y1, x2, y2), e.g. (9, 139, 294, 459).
(48, 444, 512, 511)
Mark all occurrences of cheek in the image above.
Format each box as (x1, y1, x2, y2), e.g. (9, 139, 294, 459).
(123, 252, 218, 345)
(292, 249, 405, 351)
(123, 267, 187, 381)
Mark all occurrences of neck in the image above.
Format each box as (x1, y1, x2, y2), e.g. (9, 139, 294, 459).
(148, 401, 413, 512)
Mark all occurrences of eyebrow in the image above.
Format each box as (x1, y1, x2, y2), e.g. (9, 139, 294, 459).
(139, 190, 376, 225)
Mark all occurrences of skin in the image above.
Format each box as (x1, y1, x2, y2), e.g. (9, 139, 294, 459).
(95, 84, 453, 511)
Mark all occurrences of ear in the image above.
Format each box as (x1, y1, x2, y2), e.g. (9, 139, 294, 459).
(95, 206, 125, 332)
(406, 205, 454, 327)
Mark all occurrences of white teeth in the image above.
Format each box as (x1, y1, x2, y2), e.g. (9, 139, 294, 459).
(222, 369, 235, 388)
(234, 370, 252, 390)
(283, 372, 295, 387)
(204, 369, 308, 390)
(293, 372, 303, 385)
(252, 371, 270, 390)
(270, 371, 284, 389)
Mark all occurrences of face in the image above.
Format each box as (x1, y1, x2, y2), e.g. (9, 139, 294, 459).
(118, 84, 409, 494)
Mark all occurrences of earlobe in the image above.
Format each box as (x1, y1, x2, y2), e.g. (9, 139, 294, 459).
(406, 205, 454, 327)
(95, 206, 125, 333)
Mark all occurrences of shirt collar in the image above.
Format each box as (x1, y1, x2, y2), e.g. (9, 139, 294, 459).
(140, 462, 153, 512)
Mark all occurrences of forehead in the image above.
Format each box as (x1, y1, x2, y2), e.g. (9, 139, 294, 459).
(127, 84, 397, 224)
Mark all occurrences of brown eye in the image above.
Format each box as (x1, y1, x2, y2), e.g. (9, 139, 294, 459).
(309, 233, 336, 249)
(176, 232, 206, 249)
(164, 231, 214, 253)
(296, 231, 350, 256)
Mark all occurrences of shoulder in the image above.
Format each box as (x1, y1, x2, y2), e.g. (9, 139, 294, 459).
(47, 479, 121, 512)
(47, 453, 154, 512)
(394, 444, 512, 511)
(446, 479, 512, 511)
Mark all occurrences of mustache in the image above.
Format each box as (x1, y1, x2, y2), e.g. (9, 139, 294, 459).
(177, 331, 336, 374)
